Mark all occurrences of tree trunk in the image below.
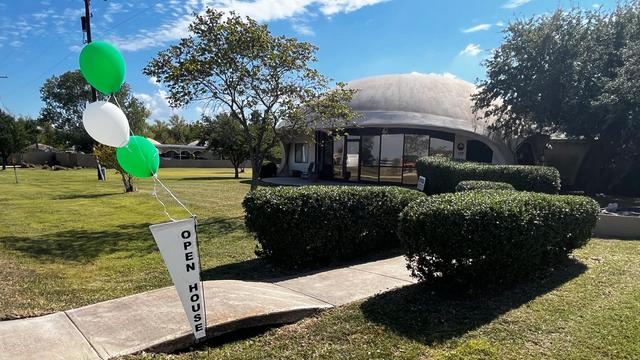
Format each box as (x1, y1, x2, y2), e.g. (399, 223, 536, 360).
(120, 172, 136, 193)
(250, 157, 262, 190)
(13, 164, 18, 184)
(234, 165, 239, 179)
(1, 155, 6, 171)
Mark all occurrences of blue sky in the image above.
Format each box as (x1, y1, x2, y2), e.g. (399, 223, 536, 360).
(0, 0, 616, 122)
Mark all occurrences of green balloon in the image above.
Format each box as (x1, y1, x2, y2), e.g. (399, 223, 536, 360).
(79, 41, 126, 94)
(116, 136, 159, 178)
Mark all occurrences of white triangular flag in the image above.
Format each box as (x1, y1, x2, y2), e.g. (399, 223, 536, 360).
(149, 218, 206, 339)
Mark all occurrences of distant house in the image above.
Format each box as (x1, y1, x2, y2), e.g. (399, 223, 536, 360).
(150, 139, 247, 169)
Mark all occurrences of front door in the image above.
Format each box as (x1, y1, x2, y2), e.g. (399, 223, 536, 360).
(345, 138, 360, 182)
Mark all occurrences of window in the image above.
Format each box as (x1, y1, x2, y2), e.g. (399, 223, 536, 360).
(295, 143, 309, 163)
(380, 134, 403, 167)
(403, 134, 430, 167)
(429, 137, 454, 158)
(361, 135, 380, 166)
(333, 138, 344, 178)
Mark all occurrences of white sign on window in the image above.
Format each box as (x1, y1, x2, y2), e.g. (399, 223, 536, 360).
(417, 176, 426, 191)
(149, 218, 206, 339)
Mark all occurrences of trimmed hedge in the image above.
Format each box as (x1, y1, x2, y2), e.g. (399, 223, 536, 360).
(259, 161, 278, 178)
(416, 156, 561, 194)
(455, 180, 515, 192)
(399, 190, 599, 288)
(243, 186, 424, 268)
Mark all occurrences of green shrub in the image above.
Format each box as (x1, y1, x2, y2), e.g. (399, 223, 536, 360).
(455, 180, 515, 192)
(416, 157, 561, 194)
(399, 190, 599, 288)
(243, 186, 424, 268)
(259, 161, 278, 178)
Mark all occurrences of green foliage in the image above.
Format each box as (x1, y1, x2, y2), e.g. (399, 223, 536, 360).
(38, 70, 149, 152)
(416, 157, 561, 194)
(455, 180, 515, 192)
(474, 3, 640, 192)
(399, 190, 599, 288)
(144, 9, 359, 188)
(259, 161, 277, 178)
(243, 186, 424, 268)
(198, 113, 249, 178)
(93, 144, 135, 192)
(0, 111, 35, 170)
(39, 70, 94, 152)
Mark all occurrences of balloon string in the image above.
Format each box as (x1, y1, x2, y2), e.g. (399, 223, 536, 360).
(112, 94, 196, 221)
(153, 174, 196, 218)
(152, 177, 176, 222)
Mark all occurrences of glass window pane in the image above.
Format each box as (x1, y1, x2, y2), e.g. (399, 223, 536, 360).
(333, 138, 344, 178)
(295, 143, 308, 163)
(403, 134, 430, 167)
(345, 141, 359, 182)
(430, 138, 453, 158)
(403, 168, 418, 186)
(360, 166, 379, 182)
(361, 135, 380, 166)
(380, 134, 403, 167)
(380, 167, 402, 184)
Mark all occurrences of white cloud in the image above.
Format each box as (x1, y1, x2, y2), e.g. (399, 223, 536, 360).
(459, 43, 482, 56)
(430, 72, 457, 79)
(110, 0, 388, 52)
(292, 21, 315, 36)
(135, 78, 179, 119)
(318, 0, 388, 15)
(462, 24, 491, 33)
(502, 0, 531, 9)
(495, 21, 505, 27)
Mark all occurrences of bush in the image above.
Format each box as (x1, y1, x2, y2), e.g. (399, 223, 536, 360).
(455, 180, 515, 192)
(399, 190, 599, 288)
(416, 157, 561, 194)
(259, 161, 278, 178)
(243, 186, 424, 268)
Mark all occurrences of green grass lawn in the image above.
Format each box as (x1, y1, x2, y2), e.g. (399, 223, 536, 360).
(0, 167, 284, 319)
(2, 168, 640, 359)
(132, 240, 640, 360)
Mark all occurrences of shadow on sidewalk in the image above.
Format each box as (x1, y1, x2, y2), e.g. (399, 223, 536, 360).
(359, 258, 587, 344)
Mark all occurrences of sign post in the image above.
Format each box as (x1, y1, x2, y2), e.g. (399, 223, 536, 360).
(149, 218, 207, 340)
(417, 176, 427, 192)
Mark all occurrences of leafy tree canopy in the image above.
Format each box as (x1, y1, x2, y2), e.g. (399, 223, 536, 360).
(39, 70, 150, 152)
(473, 2, 640, 192)
(144, 9, 359, 187)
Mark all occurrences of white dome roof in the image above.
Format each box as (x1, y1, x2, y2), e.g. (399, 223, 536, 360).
(345, 73, 489, 134)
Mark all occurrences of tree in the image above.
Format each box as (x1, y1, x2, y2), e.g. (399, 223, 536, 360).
(38, 70, 149, 192)
(473, 3, 640, 193)
(144, 10, 359, 189)
(94, 144, 136, 192)
(39, 70, 94, 152)
(0, 110, 35, 182)
(39, 70, 150, 152)
(198, 113, 249, 178)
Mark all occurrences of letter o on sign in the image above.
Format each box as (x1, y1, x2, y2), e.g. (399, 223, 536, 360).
(181, 230, 191, 239)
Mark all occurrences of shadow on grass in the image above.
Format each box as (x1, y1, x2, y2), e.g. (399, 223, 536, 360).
(179, 176, 244, 181)
(360, 258, 587, 345)
(0, 216, 245, 264)
(0, 223, 157, 263)
(54, 192, 123, 200)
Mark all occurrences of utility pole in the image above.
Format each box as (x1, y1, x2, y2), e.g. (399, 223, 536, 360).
(82, 0, 98, 102)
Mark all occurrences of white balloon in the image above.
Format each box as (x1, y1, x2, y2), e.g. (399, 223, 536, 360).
(82, 101, 130, 148)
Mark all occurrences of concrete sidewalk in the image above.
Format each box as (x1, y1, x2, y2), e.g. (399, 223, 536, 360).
(0, 256, 415, 360)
